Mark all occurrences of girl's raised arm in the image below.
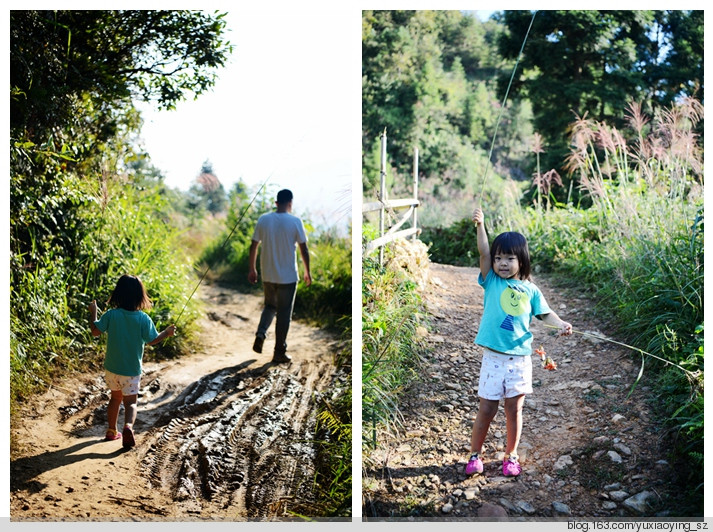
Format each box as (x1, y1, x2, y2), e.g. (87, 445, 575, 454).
(472, 208, 491, 278)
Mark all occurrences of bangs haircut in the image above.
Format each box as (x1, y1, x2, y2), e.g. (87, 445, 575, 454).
(490, 232, 531, 280)
(107, 275, 152, 311)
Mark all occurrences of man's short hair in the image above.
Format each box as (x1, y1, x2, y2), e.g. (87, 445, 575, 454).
(276, 189, 293, 205)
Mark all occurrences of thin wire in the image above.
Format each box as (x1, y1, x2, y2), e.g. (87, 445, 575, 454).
(477, 10, 538, 203)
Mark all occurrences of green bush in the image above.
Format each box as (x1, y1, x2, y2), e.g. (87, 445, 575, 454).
(294, 233, 352, 330)
(10, 176, 201, 406)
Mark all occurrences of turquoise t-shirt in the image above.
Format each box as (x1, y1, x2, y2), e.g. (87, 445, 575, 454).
(474, 269, 552, 356)
(94, 308, 159, 376)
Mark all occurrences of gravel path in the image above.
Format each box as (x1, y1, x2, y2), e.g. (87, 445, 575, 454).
(363, 262, 688, 520)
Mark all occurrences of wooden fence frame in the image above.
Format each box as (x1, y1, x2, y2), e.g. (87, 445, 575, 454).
(363, 131, 420, 264)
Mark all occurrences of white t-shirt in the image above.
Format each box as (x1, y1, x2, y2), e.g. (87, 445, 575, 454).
(252, 212, 308, 284)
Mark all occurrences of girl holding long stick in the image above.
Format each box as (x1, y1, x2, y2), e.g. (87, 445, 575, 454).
(466, 208, 572, 477)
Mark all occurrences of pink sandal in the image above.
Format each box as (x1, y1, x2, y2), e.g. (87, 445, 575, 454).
(105, 428, 121, 441)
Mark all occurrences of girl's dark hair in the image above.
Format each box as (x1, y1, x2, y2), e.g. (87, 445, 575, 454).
(490, 232, 531, 280)
(107, 275, 152, 311)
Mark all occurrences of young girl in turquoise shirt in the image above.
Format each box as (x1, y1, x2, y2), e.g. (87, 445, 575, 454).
(89, 275, 175, 448)
(466, 208, 572, 477)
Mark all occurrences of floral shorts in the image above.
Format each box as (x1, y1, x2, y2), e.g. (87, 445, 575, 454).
(477, 348, 533, 400)
(105, 370, 141, 396)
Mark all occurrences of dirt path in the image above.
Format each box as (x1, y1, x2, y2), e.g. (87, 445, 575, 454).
(10, 283, 341, 521)
(363, 263, 685, 520)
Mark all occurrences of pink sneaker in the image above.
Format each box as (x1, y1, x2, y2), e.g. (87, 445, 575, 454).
(502, 454, 521, 476)
(465, 453, 483, 475)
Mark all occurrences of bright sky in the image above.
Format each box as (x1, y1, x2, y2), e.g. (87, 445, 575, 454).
(136, 8, 358, 232)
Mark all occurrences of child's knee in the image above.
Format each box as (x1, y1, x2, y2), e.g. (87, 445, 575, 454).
(478, 398, 499, 418)
(504, 395, 525, 414)
(122, 394, 138, 406)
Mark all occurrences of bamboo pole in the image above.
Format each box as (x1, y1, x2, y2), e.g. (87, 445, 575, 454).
(412, 147, 419, 240)
(379, 129, 387, 265)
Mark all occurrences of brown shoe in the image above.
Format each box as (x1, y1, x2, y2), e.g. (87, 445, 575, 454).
(271, 352, 292, 364)
(252, 335, 264, 354)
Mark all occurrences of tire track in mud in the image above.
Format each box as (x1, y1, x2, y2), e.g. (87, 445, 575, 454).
(10, 282, 340, 521)
(142, 362, 327, 518)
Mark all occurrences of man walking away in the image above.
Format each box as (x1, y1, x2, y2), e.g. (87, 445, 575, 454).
(248, 189, 312, 363)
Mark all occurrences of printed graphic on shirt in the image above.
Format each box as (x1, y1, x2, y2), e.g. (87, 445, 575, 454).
(499, 285, 530, 331)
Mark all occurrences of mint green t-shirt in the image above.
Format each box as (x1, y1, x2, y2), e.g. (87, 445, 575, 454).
(94, 308, 159, 376)
(474, 269, 552, 356)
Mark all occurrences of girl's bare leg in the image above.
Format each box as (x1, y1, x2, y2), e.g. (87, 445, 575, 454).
(470, 398, 499, 453)
(122, 394, 138, 428)
(503, 394, 526, 456)
(107, 390, 123, 431)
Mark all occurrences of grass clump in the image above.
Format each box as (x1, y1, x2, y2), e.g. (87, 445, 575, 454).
(362, 227, 430, 447)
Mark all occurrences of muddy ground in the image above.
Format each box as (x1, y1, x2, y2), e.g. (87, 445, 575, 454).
(362, 262, 699, 521)
(10, 283, 344, 521)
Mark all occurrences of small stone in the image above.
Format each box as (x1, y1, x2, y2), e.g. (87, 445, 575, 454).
(452, 489, 463, 498)
(441, 503, 453, 514)
(609, 490, 630, 502)
(593, 436, 609, 445)
(478, 502, 508, 518)
(464, 487, 479, 500)
(604, 483, 622, 491)
(607, 450, 623, 463)
(612, 414, 626, 423)
(517, 500, 536, 515)
(554, 455, 574, 470)
(552, 501, 571, 515)
(498, 498, 520, 514)
(614, 443, 632, 456)
(623, 491, 657, 515)
(602, 501, 618, 510)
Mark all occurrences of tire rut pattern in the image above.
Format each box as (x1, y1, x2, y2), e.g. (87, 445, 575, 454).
(140, 362, 321, 519)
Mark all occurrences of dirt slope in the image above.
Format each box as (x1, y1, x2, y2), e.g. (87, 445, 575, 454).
(10, 283, 341, 521)
(363, 263, 691, 520)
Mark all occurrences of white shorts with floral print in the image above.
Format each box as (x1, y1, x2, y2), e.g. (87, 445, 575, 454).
(477, 348, 533, 400)
(104, 370, 141, 396)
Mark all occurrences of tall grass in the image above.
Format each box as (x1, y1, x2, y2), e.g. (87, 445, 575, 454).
(310, 340, 352, 518)
(10, 173, 202, 410)
(362, 228, 430, 446)
(526, 99, 704, 510)
(293, 230, 352, 331)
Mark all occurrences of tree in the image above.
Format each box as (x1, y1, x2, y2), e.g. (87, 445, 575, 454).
(11, 11, 232, 138)
(497, 10, 703, 174)
(10, 10, 232, 259)
(362, 10, 528, 194)
(187, 160, 228, 215)
(657, 11, 704, 106)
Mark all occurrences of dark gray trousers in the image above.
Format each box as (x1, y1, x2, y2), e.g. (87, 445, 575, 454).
(256, 282, 297, 355)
